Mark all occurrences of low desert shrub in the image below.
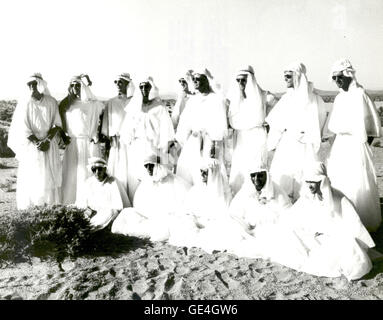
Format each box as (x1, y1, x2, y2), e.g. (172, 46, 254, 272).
(0, 204, 150, 266)
(0, 205, 94, 264)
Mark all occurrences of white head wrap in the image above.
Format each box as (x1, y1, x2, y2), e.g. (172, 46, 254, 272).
(198, 158, 232, 207)
(302, 161, 335, 214)
(283, 62, 322, 152)
(115, 73, 135, 98)
(70, 75, 97, 102)
(87, 157, 107, 171)
(142, 152, 170, 183)
(226, 65, 265, 129)
(192, 68, 223, 94)
(136, 76, 160, 101)
(330, 58, 357, 81)
(27, 73, 51, 96)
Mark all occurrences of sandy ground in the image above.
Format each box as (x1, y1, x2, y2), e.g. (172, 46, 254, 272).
(2, 141, 383, 300)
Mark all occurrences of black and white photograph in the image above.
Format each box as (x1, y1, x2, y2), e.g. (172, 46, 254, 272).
(1, 0, 383, 302)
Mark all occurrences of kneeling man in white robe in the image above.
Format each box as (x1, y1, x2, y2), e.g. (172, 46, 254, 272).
(285, 161, 375, 281)
(229, 162, 292, 236)
(111, 154, 191, 242)
(77, 157, 131, 231)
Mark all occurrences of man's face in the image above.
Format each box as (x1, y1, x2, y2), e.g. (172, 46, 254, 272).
(115, 78, 129, 95)
(305, 180, 321, 195)
(250, 171, 267, 191)
(284, 71, 294, 88)
(192, 74, 209, 93)
(144, 163, 155, 176)
(92, 166, 107, 182)
(139, 82, 152, 99)
(200, 169, 208, 184)
(179, 78, 189, 92)
(332, 72, 352, 91)
(27, 81, 39, 96)
(236, 74, 247, 91)
(69, 81, 81, 97)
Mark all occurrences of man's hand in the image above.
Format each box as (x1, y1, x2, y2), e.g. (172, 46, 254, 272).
(263, 122, 270, 134)
(37, 139, 50, 152)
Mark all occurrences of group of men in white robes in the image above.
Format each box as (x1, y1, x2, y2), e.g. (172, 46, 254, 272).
(8, 58, 382, 280)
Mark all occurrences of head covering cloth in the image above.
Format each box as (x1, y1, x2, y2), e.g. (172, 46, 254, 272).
(115, 73, 135, 98)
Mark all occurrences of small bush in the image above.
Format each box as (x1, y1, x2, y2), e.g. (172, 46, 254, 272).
(0, 204, 150, 266)
(0, 205, 94, 264)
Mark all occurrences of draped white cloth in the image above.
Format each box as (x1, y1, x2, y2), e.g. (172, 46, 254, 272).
(8, 94, 62, 209)
(101, 95, 133, 194)
(327, 80, 381, 231)
(169, 160, 253, 254)
(226, 67, 272, 195)
(77, 175, 131, 230)
(111, 163, 191, 242)
(281, 173, 375, 280)
(119, 90, 175, 201)
(175, 91, 228, 185)
(266, 63, 325, 201)
(61, 98, 104, 204)
(229, 171, 292, 232)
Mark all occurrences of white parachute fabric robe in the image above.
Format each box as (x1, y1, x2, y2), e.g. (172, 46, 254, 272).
(169, 161, 251, 254)
(77, 175, 131, 230)
(61, 98, 104, 204)
(226, 67, 272, 195)
(283, 182, 375, 280)
(229, 171, 292, 231)
(101, 95, 133, 194)
(8, 95, 62, 209)
(227, 170, 308, 265)
(175, 92, 228, 186)
(120, 90, 175, 201)
(266, 64, 324, 201)
(327, 81, 381, 231)
(111, 163, 191, 242)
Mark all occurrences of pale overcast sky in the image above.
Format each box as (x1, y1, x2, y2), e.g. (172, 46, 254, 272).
(1, 0, 383, 99)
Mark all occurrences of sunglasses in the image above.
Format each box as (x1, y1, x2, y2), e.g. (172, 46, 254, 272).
(332, 75, 345, 81)
(284, 74, 293, 79)
(91, 167, 105, 173)
(179, 79, 187, 84)
(236, 78, 247, 83)
(139, 84, 151, 89)
(114, 79, 129, 85)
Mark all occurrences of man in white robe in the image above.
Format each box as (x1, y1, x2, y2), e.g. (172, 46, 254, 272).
(226, 65, 278, 195)
(229, 162, 291, 236)
(8, 73, 63, 209)
(175, 68, 228, 186)
(266, 62, 326, 202)
(77, 157, 131, 231)
(326, 59, 381, 232)
(111, 153, 191, 242)
(100, 73, 135, 195)
(169, 159, 252, 254)
(119, 76, 176, 201)
(171, 71, 194, 129)
(60, 75, 105, 204)
(284, 161, 375, 281)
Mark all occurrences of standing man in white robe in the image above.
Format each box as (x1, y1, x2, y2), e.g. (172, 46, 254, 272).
(101, 73, 135, 195)
(78, 157, 131, 231)
(326, 59, 381, 232)
(60, 75, 105, 204)
(175, 68, 228, 186)
(119, 76, 176, 201)
(266, 62, 326, 202)
(8, 73, 63, 209)
(171, 71, 194, 129)
(285, 161, 375, 281)
(226, 65, 278, 195)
